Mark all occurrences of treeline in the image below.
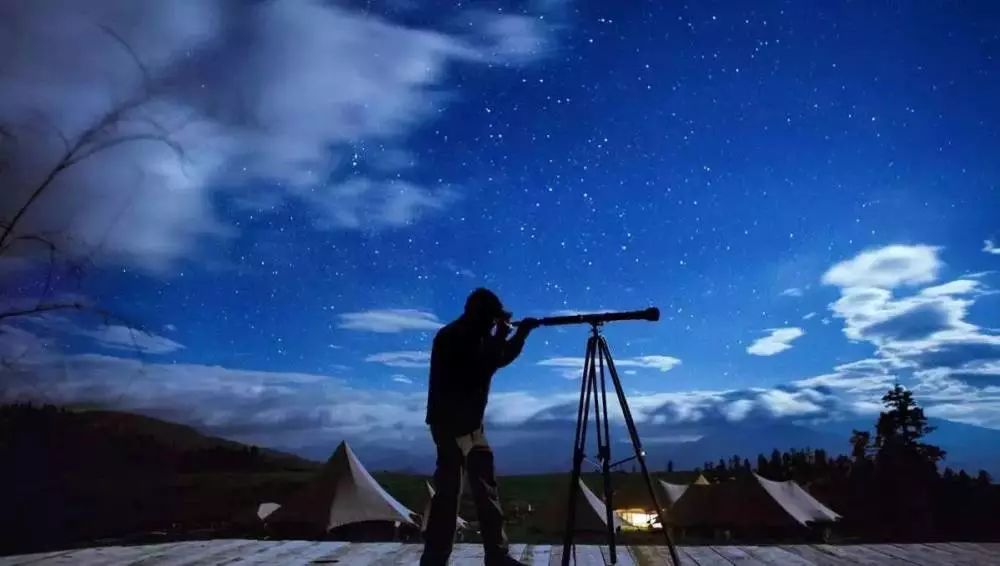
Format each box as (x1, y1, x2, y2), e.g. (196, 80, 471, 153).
(671, 386, 999, 541)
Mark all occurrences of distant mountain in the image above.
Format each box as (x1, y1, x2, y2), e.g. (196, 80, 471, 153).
(652, 422, 847, 469)
(332, 417, 1000, 477)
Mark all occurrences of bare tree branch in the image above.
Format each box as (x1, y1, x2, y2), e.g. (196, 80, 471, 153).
(96, 23, 152, 95)
(0, 302, 87, 322)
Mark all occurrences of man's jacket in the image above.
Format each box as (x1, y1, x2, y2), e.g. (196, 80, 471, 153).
(425, 317, 527, 436)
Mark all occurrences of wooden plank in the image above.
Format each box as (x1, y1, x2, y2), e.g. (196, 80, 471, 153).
(448, 543, 484, 566)
(741, 546, 815, 566)
(12, 544, 197, 566)
(970, 543, 1000, 557)
(600, 544, 635, 566)
(549, 543, 563, 566)
(681, 545, 735, 566)
(567, 545, 607, 566)
(625, 546, 656, 566)
(871, 544, 942, 566)
(383, 544, 422, 566)
(220, 540, 317, 564)
(323, 542, 402, 565)
(369, 543, 420, 566)
(129, 540, 259, 565)
(708, 547, 768, 565)
(296, 541, 351, 564)
(939, 543, 1000, 564)
(509, 544, 526, 562)
(100, 543, 204, 566)
(778, 545, 846, 566)
(521, 544, 552, 566)
(918, 543, 987, 566)
(4, 543, 188, 566)
(191, 540, 275, 564)
(5, 548, 119, 565)
(835, 544, 915, 565)
(811, 544, 887, 566)
(909, 543, 984, 566)
(0, 547, 92, 565)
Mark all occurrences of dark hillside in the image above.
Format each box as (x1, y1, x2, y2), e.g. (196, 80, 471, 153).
(0, 403, 317, 554)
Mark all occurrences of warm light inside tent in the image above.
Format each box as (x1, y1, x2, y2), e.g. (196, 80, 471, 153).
(616, 508, 661, 529)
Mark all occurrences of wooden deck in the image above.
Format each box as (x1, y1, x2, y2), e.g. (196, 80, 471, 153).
(1, 541, 997, 565)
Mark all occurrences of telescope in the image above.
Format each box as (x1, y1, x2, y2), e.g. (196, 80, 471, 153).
(518, 304, 678, 564)
(511, 307, 659, 327)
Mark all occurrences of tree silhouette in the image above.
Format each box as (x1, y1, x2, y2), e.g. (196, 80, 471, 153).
(869, 384, 946, 538)
(874, 385, 945, 467)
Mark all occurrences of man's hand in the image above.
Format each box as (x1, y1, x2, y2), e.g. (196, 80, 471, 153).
(494, 318, 514, 339)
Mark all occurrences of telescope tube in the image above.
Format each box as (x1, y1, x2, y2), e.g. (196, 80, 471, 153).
(512, 307, 659, 327)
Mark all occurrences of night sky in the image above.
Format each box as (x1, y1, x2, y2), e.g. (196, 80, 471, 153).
(1, 1, 999, 464)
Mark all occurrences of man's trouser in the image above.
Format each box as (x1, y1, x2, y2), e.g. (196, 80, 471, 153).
(420, 425, 509, 566)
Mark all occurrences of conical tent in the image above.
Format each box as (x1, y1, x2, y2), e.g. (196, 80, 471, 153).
(669, 473, 840, 529)
(658, 480, 689, 506)
(538, 478, 622, 533)
(257, 502, 281, 521)
(422, 481, 469, 532)
(266, 441, 416, 534)
(666, 481, 723, 527)
(751, 473, 841, 526)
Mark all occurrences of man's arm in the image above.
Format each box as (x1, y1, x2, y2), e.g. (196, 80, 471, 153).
(486, 318, 538, 368)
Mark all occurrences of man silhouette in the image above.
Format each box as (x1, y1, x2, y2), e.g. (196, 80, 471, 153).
(421, 288, 539, 566)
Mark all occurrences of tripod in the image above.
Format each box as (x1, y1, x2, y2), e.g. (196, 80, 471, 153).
(561, 323, 681, 566)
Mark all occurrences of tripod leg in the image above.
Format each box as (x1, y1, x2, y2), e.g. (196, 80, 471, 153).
(599, 338, 682, 566)
(562, 335, 596, 566)
(595, 342, 617, 564)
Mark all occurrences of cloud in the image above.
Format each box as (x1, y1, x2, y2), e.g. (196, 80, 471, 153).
(746, 327, 804, 356)
(780, 287, 804, 297)
(0, 1, 554, 271)
(391, 375, 414, 385)
(82, 325, 184, 355)
(302, 179, 457, 230)
(803, 312, 817, 320)
(366, 351, 430, 368)
(1, 347, 428, 449)
(829, 281, 984, 347)
(822, 245, 941, 289)
(793, 359, 898, 393)
(984, 240, 1000, 255)
(919, 279, 984, 297)
(338, 309, 442, 333)
(821, 245, 1000, 422)
(537, 354, 681, 378)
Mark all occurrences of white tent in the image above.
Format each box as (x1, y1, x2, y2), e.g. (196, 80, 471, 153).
(540, 479, 622, 533)
(658, 480, 689, 506)
(266, 441, 417, 533)
(257, 502, 281, 521)
(421, 481, 469, 532)
(670, 473, 841, 529)
(577, 479, 623, 531)
(752, 473, 841, 526)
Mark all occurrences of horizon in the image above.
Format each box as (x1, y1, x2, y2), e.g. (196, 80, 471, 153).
(2, 1, 999, 473)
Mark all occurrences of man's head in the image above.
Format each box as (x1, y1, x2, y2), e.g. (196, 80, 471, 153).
(464, 287, 509, 330)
